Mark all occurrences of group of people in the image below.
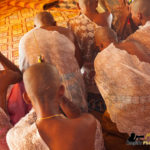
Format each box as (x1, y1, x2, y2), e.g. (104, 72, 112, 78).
(0, 0, 150, 149)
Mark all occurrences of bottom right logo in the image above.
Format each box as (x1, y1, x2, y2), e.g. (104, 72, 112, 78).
(127, 132, 150, 146)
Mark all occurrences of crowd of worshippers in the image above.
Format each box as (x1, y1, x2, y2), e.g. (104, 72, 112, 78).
(0, 0, 150, 149)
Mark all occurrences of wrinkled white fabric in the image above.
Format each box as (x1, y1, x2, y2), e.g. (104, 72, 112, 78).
(95, 43, 150, 136)
(139, 21, 150, 29)
(19, 28, 87, 111)
(127, 21, 150, 57)
(7, 109, 49, 150)
(6, 108, 105, 150)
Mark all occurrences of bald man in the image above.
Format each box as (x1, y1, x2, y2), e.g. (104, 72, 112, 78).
(21, 63, 105, 150)
(19, 12, 87, 111)
(94, 1, 150, 147)
(20, 12, 82, 69)
(95, 27, 118, 51)
(94, 27, 149, 149)
(7, 63, 104, 150)
(126, 0, 150, 54)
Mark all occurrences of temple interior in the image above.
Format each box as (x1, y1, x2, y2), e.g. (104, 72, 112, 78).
(0, 0, 150, 149)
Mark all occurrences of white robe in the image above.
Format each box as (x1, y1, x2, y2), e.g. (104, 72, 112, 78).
(94, 21, 150, 135)
(1, 108, 105, 150)
(19, 28, 87, 111)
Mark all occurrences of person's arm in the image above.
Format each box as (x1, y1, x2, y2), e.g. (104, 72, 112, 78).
(0, 70, 22, 113)
(60, 96, 81, 119)
(0, 52, 22, 75)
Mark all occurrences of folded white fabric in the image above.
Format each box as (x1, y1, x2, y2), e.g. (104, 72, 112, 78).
(95, 43, 150, 135)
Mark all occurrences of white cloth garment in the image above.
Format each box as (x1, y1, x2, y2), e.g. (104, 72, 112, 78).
(19, 28, 87, 111)
(6, 109, 49, 150)
(94, 22, 150, 135)
(95, 42, 150, 136)
(5, 108, 105, 150)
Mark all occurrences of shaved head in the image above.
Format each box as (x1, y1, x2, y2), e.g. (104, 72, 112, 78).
(95, 27, 118, 50)
(131, 0, 150, 25)
(34, 12, 56, 28)
(23, 63, 61, 104)
(131, 0, 150, 17)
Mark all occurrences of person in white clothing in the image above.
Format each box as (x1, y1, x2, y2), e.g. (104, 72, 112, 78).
(94, 0, 150, 136)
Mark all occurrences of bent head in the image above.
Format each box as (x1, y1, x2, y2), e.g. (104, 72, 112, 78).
(34, 12, 56, 28)
(23, 63, 65, 109)
(78, 0, 98, 14)
(130, 0, 150, 26)
(95, 27, 118, 51)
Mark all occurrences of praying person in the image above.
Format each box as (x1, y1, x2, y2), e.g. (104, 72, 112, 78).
(94, 27, 146, 150)
(6, 63, 105, 150)
(19, 12, 87, 112)
(95, 27, 118, 51)
(94, 0, 150, 140)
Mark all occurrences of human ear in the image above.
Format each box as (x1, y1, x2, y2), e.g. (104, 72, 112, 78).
(23, 92, 31, 104)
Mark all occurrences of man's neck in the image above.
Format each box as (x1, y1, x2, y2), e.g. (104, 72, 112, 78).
(35, 101, 61, 120)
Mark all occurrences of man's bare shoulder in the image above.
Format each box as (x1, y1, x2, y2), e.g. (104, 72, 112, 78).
(77, 113, 97, 124)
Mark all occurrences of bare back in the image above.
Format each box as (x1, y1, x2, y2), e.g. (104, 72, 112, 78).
(37, 114, 97, 150)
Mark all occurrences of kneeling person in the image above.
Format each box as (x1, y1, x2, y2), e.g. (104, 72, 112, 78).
(23, 63, 105, 150)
